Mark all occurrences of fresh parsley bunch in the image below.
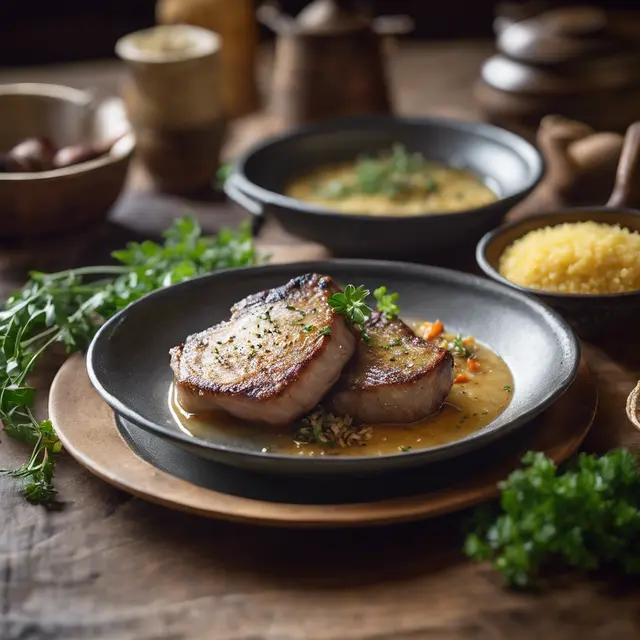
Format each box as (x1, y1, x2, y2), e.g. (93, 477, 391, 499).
(0, 217, 256, 504)
(465, 449, 640, 587)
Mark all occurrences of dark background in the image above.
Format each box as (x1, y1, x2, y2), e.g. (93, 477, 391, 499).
(0, 0, 636, 66)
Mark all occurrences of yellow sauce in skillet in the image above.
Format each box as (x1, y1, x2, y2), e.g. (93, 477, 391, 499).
(285, 160, 497, 216)
(170, 321, 513, 457)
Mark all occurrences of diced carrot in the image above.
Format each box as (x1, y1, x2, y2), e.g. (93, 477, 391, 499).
(454, 372, 470, 384)
(425, 319, 444, 341)
(462, 336, 475, 349)
(467, 357, 482, 373)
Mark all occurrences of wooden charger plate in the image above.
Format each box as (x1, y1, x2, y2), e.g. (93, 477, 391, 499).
(50, 354, 597, 528)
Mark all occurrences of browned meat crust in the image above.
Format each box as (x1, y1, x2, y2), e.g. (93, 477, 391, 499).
(328, 312, 454, 424)
(170, 274, 357, 424)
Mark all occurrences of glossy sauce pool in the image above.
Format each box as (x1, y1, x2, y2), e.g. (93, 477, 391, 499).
(170, 322, 514, 457)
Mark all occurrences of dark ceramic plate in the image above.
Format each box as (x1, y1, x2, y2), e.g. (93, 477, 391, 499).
(115, 409, 545, 504)
(224, 115, 544, 259)
(87, 261, 579, 475)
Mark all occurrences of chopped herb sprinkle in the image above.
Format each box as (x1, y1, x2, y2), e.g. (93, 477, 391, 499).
(293, 409, 373, 448)
(448, 334, 473, 358)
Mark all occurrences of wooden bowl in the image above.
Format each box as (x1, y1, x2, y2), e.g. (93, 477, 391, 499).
(0, 83, 135, 239)
(476, 122, 640, 340)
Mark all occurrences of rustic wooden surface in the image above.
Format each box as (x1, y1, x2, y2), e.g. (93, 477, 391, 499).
(1, 43, 640, 640)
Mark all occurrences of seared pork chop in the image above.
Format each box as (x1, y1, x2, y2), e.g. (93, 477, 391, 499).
(170, 274, 356, 424)
(328, 312, 454, 424)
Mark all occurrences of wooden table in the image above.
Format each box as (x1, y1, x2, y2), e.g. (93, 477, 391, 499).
(2, 43, 640, 640)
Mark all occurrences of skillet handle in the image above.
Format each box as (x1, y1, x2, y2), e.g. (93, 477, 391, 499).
(223, 174, 265, 235)
(607, 121, 640, 209)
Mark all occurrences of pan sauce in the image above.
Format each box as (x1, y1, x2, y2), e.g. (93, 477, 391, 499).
(170, 321, 514, 457)
(285, 161, 497, 216)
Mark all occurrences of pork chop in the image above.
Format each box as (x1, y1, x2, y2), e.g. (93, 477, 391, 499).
(170, 274, 357, 424)
(328, 312, 454, 424)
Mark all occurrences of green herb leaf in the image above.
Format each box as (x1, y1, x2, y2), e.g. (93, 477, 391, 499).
(383, 337, 402, 350)
(312, 144, 438, 201)
(0, 217, 257, 504)
(328, 284, 372, 342)
(464, 449, 640, 588)
(448, 334, 472, 358)
(373, 286, 400, 319)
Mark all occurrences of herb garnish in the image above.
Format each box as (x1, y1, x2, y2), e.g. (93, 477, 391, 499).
(286, 305, 305, 317)
(328, 285, 372, 342)
(315, 144, 438, 200)
(383, 338, 402, 350)
(504, 385, 512, 393)
(464, 449, 640, 588)
(448, 334, 472, 358)
(319, 327, 331, 336)
(373, 286, 400, 319)
(0, 217, 256, 504)
(328, 284, 401, 343)
(293, 409, 372, 448)
(398, 445, 412, 452)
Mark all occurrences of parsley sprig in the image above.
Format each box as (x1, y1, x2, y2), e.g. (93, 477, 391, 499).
(373, 286, 400, 319)
(0, 217, 256, 504)
(328, 285, 372, 341)
(465, 449, 640, 588)
(328, 284, 401, 342)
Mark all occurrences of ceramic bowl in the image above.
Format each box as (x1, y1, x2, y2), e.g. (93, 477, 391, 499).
(0, 83, 135, 238)
(476, 208, 640, 340)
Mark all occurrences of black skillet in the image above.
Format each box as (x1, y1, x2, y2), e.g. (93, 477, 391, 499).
(223, 115, 544, 260)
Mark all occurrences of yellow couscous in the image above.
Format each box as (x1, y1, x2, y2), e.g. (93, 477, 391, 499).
(499, 221, 640, 294)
